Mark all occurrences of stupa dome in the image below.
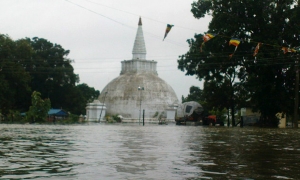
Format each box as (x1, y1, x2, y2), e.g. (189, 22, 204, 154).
(98, 18, 178, 122)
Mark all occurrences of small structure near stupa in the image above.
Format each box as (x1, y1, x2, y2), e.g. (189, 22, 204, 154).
(86, 100, 106, 122)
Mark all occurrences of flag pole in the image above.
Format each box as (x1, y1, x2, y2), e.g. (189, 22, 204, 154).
(293, 60, 299, 128)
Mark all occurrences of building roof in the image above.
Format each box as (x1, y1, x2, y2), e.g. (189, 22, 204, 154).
(48, 109, 68, 116)
(21, 109, 69, 116)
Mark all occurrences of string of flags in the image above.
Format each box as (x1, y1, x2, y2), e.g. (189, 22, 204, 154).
(163, 24, 174, 41)
(161, 25, 299, 57)
(200, 33, 299, 58)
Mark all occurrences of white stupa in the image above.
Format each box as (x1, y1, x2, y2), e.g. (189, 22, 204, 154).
(99, 18, 178, 122)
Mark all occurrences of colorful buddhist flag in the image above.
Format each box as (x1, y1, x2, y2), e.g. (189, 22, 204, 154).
(229, 38, 241, 59)
(253, 42, 262, 56)
(203, 33, 215, 42)
(200, 33, 216, 52)
(281, 47, 297, 54)
(163, 24, 174, 41)
(229, 38, 241, 47)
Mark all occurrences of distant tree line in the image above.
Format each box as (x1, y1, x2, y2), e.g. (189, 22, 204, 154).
(179, 0, 300, 127)
(0, 34, 100, 119)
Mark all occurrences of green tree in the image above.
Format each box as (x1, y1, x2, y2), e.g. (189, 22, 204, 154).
(201, 80, 231, 111)
(26, 91, 51, 123)
(182, 86, 203, 103)
(178, 0, 300, 127)
(24, 37, 79, 110)
(0, 34, 101, 118)
(64, 83, 100, 115)
(0, 35, 31, 114)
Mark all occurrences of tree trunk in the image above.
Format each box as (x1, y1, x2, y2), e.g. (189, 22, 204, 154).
(227, 108, 230, 127)
(231, 105, 235, 126)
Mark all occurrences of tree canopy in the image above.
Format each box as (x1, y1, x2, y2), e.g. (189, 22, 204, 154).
(0, 35, 31, 114)
(182, 86, 203, 103)
(178, 0, 300, 126)
(0, 34, 100, 117)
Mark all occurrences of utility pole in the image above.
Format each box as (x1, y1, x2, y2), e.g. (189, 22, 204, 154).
(138, 86, 144, 124)
(293, 60, 299, 128)
(296, 0, 300, 128)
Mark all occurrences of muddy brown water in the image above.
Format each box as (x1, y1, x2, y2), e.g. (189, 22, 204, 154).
(0, 123, 300, 179)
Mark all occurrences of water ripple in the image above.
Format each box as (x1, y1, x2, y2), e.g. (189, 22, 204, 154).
(1, 124, 300, 179)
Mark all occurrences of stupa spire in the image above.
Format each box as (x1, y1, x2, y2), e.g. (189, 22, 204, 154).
(132, 17, 146, 60)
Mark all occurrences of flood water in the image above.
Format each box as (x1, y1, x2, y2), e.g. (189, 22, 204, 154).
(0, 123, 300, 180)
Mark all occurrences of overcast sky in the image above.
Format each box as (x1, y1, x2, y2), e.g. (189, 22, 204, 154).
(0, 0, 211, 101)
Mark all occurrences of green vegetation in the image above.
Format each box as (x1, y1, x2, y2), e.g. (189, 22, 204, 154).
(105, 114, 122, 123)
(0, 35, 100, 120)
(179, 0, 300, 127)
(208, 108, 227, 124)
(152, 112, 159, 118)
(61, 114, 80, 124)
(158, 112, 164, 121)
(5, 110, 25, 124)
(26, 91, 51, 123)
(112, 114, 122, 122)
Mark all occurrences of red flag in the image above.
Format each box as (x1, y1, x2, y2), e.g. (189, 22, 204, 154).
(253, 43, 262, 56)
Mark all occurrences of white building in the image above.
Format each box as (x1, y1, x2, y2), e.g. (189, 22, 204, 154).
(98, 18, 179, 123)
(86, 100, 106, 122)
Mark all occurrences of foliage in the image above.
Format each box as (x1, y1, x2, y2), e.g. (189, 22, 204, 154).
(0, 35, 32, 114)
(61, 114, 79, 124)
(2, 110, 26, 123)
(66, 83, 100, 115)
(182, 86, 203, 103)
(0, 35, 100, 117)
(25, 37, 79, 110)
(112, 114, 122, 122)
(209, 107, 227, 123)
(105, 114, 122, 123)
(178, 0, 300, 126)
(158, 112, 165, 120)
(152, 111, 159, 118)
(26, 91, 51, 123)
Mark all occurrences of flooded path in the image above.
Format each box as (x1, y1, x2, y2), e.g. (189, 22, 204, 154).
(1, 124, 300, 179)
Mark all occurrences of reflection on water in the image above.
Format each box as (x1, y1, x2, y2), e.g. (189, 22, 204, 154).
(0, 124, 300, 179)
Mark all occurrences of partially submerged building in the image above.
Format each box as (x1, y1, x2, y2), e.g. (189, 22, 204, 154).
(98, 18, 178, 123)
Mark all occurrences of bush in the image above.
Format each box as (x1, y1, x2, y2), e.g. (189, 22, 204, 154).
(61, 114, 78, 124)
(209, 108, 227, 123)
(152, 112, 159, 118)
(5, 110, 28, 124)
(112, 114, 122, 122)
